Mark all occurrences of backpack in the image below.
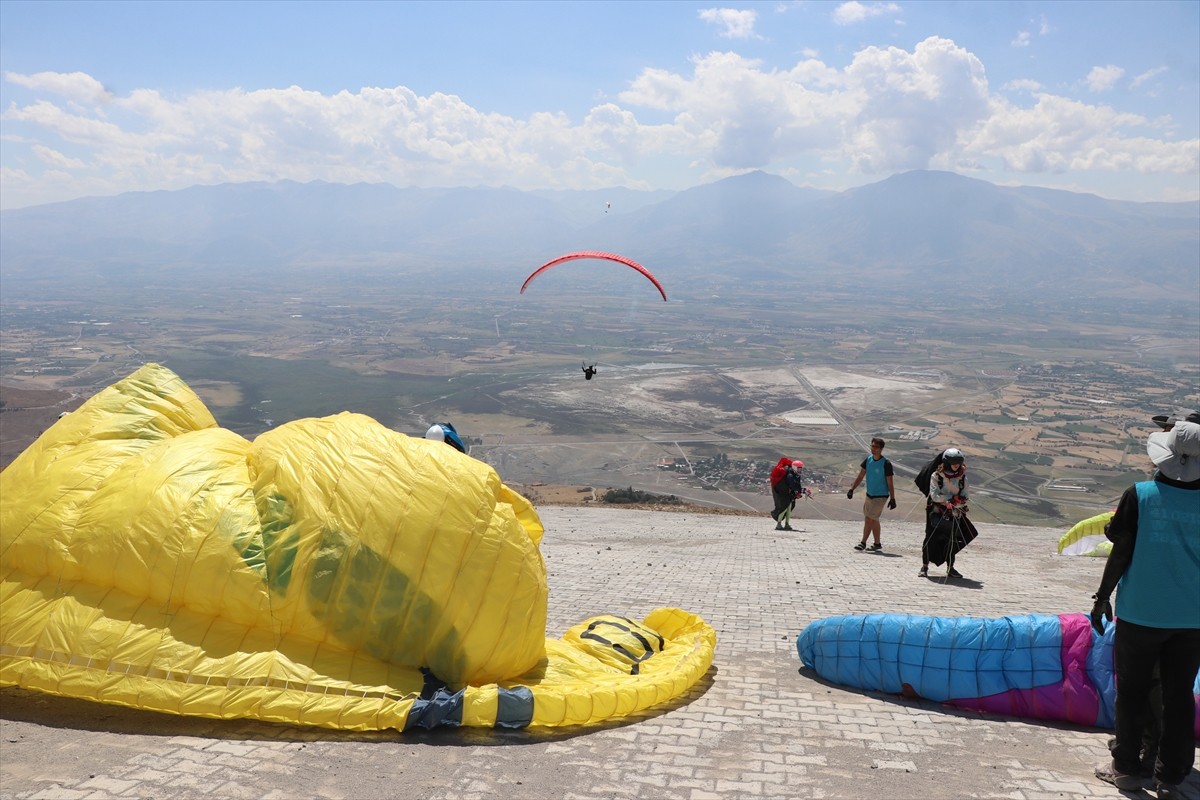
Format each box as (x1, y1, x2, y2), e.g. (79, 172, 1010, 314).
(913, 450, 946, 496)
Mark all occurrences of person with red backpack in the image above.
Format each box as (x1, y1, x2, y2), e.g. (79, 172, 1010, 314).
(769, 457, 809, 531)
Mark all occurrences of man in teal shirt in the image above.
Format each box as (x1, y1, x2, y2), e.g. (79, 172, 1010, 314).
(1092, 417, 1200, 799)
(846, 437, 897, 552)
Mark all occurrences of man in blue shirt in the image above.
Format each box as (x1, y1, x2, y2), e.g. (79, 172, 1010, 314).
(846, 437, 897, 552)
(1091, 417, 1200, 800)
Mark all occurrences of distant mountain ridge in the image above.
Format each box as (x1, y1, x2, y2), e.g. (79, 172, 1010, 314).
(2, 170, 1196, 300)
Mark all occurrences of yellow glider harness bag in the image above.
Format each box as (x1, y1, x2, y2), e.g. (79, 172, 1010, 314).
(0, 364, 716, 730)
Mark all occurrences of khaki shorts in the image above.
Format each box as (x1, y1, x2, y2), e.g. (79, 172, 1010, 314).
(862, 496, 888, 520)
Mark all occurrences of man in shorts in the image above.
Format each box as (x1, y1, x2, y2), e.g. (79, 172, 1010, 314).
(846, 437, 897, 552)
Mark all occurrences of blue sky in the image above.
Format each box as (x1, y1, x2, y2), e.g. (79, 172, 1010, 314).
(1, 0, 1197, 209)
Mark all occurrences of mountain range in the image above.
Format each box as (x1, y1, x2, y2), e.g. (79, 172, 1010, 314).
(2, 170, 1196, 303)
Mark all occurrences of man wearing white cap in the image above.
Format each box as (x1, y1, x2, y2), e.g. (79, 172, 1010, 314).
(1091, 418, 1200, 799)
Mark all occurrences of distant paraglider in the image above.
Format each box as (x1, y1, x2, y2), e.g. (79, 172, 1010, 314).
(520, 251, 668, 302)
(582, 364, 598, 381)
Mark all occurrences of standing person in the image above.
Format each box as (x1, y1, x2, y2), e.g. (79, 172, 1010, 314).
(769, 457, 805, 531)
(919, 448, 975, 578)
(1091, 419, 1200, 800)
(846, 437, 897, 551)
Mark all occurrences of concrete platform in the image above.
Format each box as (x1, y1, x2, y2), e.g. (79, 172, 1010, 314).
(2, 508, 1196, 799)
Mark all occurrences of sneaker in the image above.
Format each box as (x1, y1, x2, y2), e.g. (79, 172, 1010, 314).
(1153, 779, 1181, 799)
(917, 566, 928, 577)
(947, 567, 963, 579)
(854, 542, 866, 551)
(782, 524, 794, 531)
(775, 523, 785, 531)
(868, 543, 882, 552)
(1095, 762, 1147, 791)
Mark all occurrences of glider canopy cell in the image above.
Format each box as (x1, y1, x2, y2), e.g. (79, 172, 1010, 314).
(1057, 511, 1115, 557)
(0, 364, 715, 731)
(520, 251, 668, 302)
(797, 612, 1200, 737)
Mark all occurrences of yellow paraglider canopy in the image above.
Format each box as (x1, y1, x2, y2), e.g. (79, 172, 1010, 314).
(1, 364, 715, 730)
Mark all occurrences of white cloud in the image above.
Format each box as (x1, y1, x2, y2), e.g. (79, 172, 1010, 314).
(698, 8, 760, 40)
(832, 2, 901, 26)
(32, 144, 86, 169)
(1131, 66, 1168, 90)
(2, 41, 1195, 210)
(964, 93, 1197, 175)
(1086, 65, 1124, 92)
(3, 70, 111, 106)
(1011, 31, 1031, 48)
(1004, 79, 1042, 93)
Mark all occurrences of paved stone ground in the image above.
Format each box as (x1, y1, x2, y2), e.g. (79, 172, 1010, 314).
(2, 508, 1197, 800)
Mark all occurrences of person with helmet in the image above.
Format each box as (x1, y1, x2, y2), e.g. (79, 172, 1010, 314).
(920, 447, 971, 578)
(769, 457, 809, 531)
(424, 422, 467, 454)
(846, 437, 897, 552)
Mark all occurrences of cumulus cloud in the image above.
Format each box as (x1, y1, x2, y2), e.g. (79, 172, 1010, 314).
(698, 8, 760, 39)
(833, 1, 901, 26)
(964, 93, 1197, 174)
(1086, 65, 1124, 92)
(2, 41, 1195, 209)
(1011, 31, 1031, 48)
(4, 70, 111, 106)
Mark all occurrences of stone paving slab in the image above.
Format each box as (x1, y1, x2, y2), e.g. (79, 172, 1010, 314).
(2, 508, 1196, 799)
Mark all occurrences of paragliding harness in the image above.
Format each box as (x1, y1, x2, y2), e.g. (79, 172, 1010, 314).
(915, 451, 977, 577)
(582, 363, 598, 381)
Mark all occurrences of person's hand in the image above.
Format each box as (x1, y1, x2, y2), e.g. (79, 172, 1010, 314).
(846, 488, 854, 499)
(1090, 594, 1113, 635)
(887, 496, 897, 510)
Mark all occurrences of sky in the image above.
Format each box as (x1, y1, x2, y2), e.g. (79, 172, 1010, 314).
(1, 0, 1198, 210)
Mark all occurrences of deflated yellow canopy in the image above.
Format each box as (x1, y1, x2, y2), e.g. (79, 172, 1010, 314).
(1, 364, 715, 731)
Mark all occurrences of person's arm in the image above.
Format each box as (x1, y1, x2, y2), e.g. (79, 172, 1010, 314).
(886, 473, 897, 508)
(1094, 487, 1139, 601)
(847, 467, 866, 498)
(1090, 486, 1140, 633)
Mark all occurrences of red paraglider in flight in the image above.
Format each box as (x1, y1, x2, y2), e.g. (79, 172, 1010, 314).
(520, 251, 668, 302)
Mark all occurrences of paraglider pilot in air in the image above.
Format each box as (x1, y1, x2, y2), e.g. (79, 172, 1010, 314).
(582, 364, 598, 381)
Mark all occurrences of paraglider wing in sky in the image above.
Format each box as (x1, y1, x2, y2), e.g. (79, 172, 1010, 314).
(520, 251, 668, 302)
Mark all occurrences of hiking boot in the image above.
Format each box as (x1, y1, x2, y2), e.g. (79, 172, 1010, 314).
(947, 567, 963, 579)
(868, 543, 882, 552)
(1153, 779, 1182, 799)
(1095, 762, 1147, 790)
(917, 566, 928, 577)
(854, 542, 866, 551)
